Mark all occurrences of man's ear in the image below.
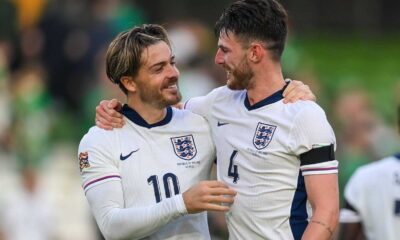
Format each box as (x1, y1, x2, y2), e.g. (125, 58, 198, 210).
(248, 43, 264, 63)
(121, 76, 136, 92)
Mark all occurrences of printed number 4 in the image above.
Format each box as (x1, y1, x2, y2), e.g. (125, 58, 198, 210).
(228, 150, 239, 183)
(148, 173, 180, 203)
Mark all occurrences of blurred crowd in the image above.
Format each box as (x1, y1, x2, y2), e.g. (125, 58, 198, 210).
(0, 0, 399, 239)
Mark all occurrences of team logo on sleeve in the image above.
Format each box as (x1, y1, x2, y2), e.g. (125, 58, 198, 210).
(79, 152, 90, 171)
(253, 122, 277, 150)
(171, 135, 197, 160)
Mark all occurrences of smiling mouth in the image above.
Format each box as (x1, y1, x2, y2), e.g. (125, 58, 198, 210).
(166, 83, 178, 90)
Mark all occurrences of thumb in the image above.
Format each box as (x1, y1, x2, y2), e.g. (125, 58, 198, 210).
(108, 99, 118, 108)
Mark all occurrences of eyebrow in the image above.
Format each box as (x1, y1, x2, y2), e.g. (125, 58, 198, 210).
(218, 44, 229, 51)
(149, 55, 175, 70)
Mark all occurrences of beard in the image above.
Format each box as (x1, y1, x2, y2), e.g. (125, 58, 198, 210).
(136, 77, 182, 109)
(226, 58, 253, 90)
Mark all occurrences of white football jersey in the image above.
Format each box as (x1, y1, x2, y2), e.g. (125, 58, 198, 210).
(79, 106, 216, 239)
(185, 86, 338, 240)
(340, 154, 400, 240)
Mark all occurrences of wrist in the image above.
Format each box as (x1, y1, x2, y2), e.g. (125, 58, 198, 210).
(173, 194, 188, 215)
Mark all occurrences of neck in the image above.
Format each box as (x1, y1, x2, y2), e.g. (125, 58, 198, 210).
(247, 62, 285, 105)
(126, 96, 167, 124)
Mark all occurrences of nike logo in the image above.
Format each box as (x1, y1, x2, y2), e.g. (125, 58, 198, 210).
(120, 149, 139, 161)
(217, 121, 229, 127)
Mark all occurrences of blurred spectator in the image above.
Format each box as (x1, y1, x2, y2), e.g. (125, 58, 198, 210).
(0, 44, 12, 151)
(12, 0, 47, 31)
(338, 105, 400, 240)
(168, 21, 219, 101)
(333, 88, 400, 206)
(81, 47, 124, 134)
(0, 0, 19, 66)
(0, 168, 56, 240)
(10, 64, 53, 169)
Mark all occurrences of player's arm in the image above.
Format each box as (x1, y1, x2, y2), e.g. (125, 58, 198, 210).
(288, 103, 339, 240)
(94, 80, 315, 129)
(86, 180, 236, 240)
(302, 173, 339, 240)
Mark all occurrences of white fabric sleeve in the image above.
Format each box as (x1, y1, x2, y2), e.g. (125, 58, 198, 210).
(288, 102, 338, 175)
(78, 127, 121, 192)
(86, 180, 188, 240)
(184, 86, 226, 120)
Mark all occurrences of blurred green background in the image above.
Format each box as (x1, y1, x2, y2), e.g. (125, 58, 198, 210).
(0, 0, 399, 239)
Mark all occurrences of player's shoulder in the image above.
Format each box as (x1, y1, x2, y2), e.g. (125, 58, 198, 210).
(209, 86, 244, 100)
(285, 100, 327, 120)
(79, 126, 118, 149)
(355, 155, 399, 177)
(172, 107, 209, 125)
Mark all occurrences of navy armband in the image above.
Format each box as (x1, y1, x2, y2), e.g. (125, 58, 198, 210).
(300, 144, 335, 166)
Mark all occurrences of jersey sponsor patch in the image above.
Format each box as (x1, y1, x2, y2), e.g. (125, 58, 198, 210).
(171, 135, 197, 160)
(79, 152, 90, 171)
(253, 122, 277, 150)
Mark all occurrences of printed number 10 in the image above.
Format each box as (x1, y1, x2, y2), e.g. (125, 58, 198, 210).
(148, 173, 180, 203)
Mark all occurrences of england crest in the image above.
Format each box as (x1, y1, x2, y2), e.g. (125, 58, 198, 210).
(171, 135, 197, 160)
(253, 122, 277, 150)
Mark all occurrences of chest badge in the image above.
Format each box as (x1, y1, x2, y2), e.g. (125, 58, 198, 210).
(253, 122, 277, 150)
(171, 135, 197, 160)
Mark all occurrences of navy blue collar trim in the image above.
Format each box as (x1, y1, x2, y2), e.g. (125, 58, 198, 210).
(395, 153, 400, 160)
(244, 84, 288, 111)
(122, 104, 173, 128)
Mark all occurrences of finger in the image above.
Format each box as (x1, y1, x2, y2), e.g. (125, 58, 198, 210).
(108, 98, 124, 112)
(308, 92, 316, 101)
(203, 203, 230, 212)
(105, 104, 124, 119)
(95, 120, 113, 131)
(283, 80, 302, 95)
(209, 187, 237, 196)
(207, 195, 235, 204)
(202, 180, 230, 188)
(100, 100, 110, 109)
(97, 105, 116, 123)
(96, 114, 115, 128)
(287, 91, 305, 103)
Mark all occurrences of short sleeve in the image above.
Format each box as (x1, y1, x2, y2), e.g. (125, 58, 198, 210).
(78, 127, 121, 192)
(288, 102, 338, 175)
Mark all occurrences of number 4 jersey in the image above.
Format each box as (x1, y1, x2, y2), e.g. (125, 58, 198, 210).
(78, 105, 215, 239)
(185, 86, 338, 240)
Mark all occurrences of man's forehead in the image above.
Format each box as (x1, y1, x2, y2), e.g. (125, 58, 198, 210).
(218, 32, 240, 46)
(141, 42, 172, 65)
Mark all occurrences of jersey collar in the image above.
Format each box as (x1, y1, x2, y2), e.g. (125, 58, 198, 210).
(244, 84, 288, 111)
(122, 104, 173, 129)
